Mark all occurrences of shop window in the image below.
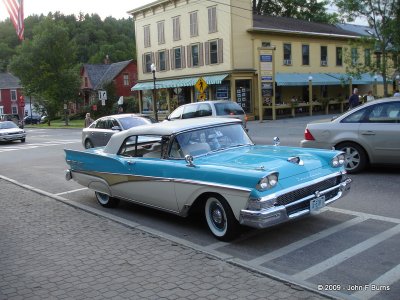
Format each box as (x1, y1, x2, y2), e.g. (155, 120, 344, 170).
(235, 80, 251, 113)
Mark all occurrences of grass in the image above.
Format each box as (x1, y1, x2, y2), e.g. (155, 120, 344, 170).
(27, 119, 84, 129)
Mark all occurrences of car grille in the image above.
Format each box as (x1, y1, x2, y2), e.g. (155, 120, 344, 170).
(276, 176, 342, 214)
(7, 132, 21, 135)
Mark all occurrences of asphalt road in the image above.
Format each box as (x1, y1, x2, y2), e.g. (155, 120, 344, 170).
(1, 116, 399, 300)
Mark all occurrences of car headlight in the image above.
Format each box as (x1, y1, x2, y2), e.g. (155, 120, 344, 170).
(256, 172, 279, 191)
(331, 153, 345, 167)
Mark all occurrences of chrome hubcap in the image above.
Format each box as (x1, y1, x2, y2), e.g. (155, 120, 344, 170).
(209, 202, 225, 231)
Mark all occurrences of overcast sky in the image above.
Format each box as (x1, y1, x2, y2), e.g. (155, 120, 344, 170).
(0, 0, 155, 21)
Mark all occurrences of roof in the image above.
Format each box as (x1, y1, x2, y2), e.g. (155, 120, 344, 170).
(336, 23, 376, 37)
(104, 118, 241, 154)
(83, 60, 133, 90)
(251, 15, 360, 38)
(0, 73, 21, 89)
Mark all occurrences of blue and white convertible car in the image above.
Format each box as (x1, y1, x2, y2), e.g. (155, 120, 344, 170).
(65, 118, 352, 241)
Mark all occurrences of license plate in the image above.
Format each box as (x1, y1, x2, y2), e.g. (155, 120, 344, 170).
(310, 196, 326, 213)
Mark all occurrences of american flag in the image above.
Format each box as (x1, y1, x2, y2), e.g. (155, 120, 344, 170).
(2, 0, 24, 40)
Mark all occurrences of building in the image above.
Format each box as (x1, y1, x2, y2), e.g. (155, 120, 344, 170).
(0, 73, 24, 118)
(80, 59, 138, 112)
(129, 0, 392, 120)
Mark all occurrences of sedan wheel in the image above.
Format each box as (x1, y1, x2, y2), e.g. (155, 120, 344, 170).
(337, 142, 367, 173)
(204, 196, 239, 241)
(95, 191, 120, 208)
(84, 139, 94, 149)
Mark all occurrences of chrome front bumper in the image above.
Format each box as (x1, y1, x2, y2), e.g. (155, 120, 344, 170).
(239, 177, 352, 229)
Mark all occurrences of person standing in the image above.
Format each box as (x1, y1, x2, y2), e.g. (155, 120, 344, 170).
(366, 90, 375, 102)
(348, 88, 360, 109)
(84, 113, 94, 127)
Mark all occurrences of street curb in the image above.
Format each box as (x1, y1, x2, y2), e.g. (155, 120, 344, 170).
(1, 174, 341, 300)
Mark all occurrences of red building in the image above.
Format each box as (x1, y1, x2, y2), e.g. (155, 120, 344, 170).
(80, 59, 138, 110)
(0, 73, 24, 119)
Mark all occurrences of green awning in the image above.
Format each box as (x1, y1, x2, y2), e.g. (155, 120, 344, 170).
(131, 74, 229, 91)
(276, 73, 341, 86)
(329, 73, 384, 84)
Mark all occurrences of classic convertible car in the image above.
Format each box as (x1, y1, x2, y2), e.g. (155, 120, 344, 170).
(65, 118, 352, 241)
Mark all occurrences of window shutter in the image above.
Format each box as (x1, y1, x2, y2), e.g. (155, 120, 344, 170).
(166, 50, 170, 71)
(170, 49, 175, 70)
(156, 52, 159, 70)
(205, 42, 210, 65)
(199, 43, 204, 66)
(187, 45, 192, 68)
(181, 46, 186, 68)
(142, 54, 146, 73)
(218, 39, 223, 64)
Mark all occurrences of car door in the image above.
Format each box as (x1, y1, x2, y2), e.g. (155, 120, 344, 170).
(113, 135, 179, 212)
(358, 101, 400, 163)
(92, 118, 112, 147)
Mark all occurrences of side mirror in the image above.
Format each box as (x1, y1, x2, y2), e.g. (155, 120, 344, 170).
(185, 154, 195, 167)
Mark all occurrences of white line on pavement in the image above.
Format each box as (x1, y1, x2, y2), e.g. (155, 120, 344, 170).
(295, 224, 400, 281)
(56, 187, 88, 196)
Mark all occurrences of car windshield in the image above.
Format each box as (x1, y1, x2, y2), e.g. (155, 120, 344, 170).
(0, 121, 18, 129)
(171, 123, 252, 157)
(119, 117, 151, 129)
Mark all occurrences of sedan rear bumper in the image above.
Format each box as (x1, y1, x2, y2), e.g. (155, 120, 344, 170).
(239, 177, 352, 229)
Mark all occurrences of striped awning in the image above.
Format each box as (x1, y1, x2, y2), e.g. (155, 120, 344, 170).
(275, 73, 341, 86)
(131, 74, 229, 91)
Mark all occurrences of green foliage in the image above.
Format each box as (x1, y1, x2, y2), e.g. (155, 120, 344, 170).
(253, 0, 339, 24)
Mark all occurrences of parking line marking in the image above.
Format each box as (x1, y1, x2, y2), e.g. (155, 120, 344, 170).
(56, 187, 88, 196)
(295, 224, 400, 281)
(328, 207, 400, 224)
(351, 263, 400, 299)
(248, 216, 366, 265)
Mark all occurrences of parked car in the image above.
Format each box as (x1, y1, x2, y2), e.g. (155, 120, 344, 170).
(166, 100, 247, 129)
(23, 115, 42, 125)
(82, 113, 157, 149)
(301, 97, 400, 173)
(66, 118, 351, 241)
(0, 121, 26, 143)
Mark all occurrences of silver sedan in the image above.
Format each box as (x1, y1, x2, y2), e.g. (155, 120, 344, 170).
(301, 97, 400, 173)
(0, 121, 26, 143)
(82, 114, 156, 149)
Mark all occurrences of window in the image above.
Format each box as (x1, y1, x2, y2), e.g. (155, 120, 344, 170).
(172, 16, 181, 41)
(174, 47, 182, 69)
(283, 43, 291, 65)
(191, 44, 199, 67)
(302, 45, 309, 65)
(208, 6, 217, 33)
(351, 47, 358, 65)
(364, 49, 371, 66)
(189, 11, 198, 37)
(209, 40, 218, 64)
(336, 47, 343, 66)
(12, 106, 17, 114)
(320, 46, 327, 66)
(123, 74, 129, 86)
(11, 90, 17, 101)
(262, 41, 271, 47)
(157, 21, 165, 44)
(158, 50, 167, 71)
(144, 53, 153, 73)
(144, 25, 150, 48)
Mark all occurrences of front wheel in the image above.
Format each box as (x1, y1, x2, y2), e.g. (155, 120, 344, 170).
(95, 191, 120, 208)
(336, 142, 367, 173)
(204, 196, 239, 241)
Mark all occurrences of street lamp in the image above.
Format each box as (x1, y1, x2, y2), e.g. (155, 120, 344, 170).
(151, 63, 158, 121)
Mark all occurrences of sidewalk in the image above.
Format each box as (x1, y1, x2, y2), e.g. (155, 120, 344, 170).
(0, 178, 330, 300)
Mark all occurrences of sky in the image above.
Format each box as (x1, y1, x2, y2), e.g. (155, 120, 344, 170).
(0, 0, 156, 21)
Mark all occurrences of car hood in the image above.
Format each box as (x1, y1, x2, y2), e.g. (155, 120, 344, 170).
(1, 128, 24, 134)
(196, 145, 333, 180)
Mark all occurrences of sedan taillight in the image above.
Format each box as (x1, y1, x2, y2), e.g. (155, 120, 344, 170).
(304, 128, 315, 140)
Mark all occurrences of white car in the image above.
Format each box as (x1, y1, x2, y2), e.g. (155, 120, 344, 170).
(301, 97, 400, 173)
(0, 121, 26, 143)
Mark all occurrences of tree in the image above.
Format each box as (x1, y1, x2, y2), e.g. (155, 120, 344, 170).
(252, 0, 339, 24)
(10, 18, 81, 125)
(334, 0, 398, 96)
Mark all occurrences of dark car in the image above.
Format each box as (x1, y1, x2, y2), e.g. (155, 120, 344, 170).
(82, 113, 157, 149)
(23, 115, 42, 125)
